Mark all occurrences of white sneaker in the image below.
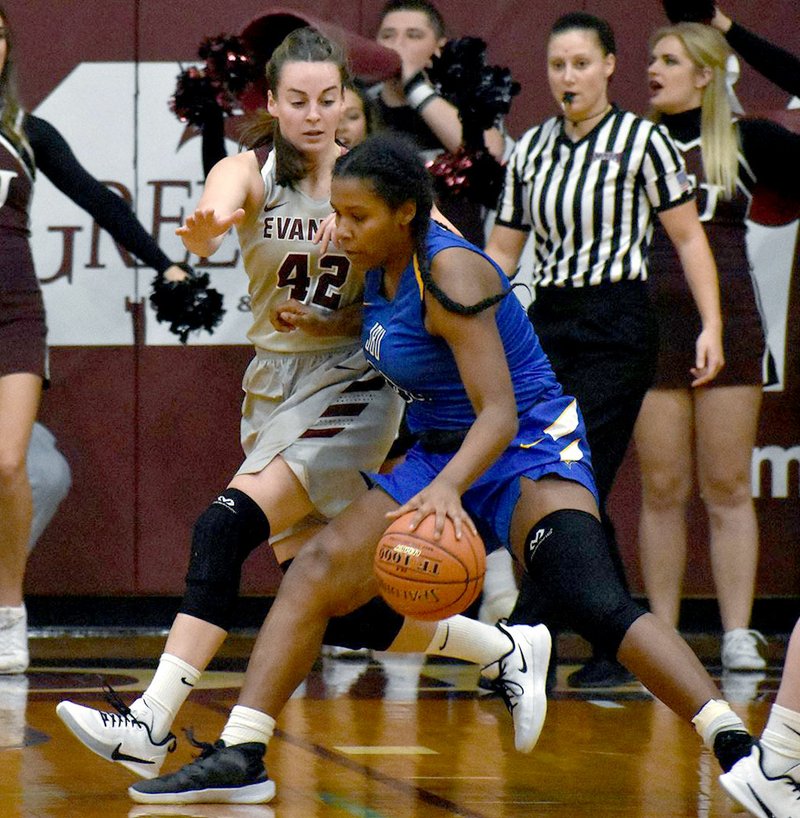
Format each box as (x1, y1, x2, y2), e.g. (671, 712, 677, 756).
(722, 629, 767, 671)
(57, 690, 177, 778)
(720, 743, 800, 818)
(488, 622, 551, 753)
(0, 605, 29, 675)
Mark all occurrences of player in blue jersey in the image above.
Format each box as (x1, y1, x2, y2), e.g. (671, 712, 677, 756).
(127, 133, 753, 805)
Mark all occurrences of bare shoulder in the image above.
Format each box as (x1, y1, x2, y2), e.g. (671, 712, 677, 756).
(429, 246, 503, 304)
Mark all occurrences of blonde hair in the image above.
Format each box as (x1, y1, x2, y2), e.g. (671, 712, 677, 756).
(0, 6, 34, 168)
(650, 22, 740, 198)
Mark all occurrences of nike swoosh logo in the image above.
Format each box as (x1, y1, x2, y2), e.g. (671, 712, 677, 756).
(264, 202, 287, 213)
(111, 743, 154, 765)
(520, 438, 544, 449)
(518, 649, 528, 674)
(438, 623, 450, 652)
(748, 784, 776, 818)
(181, 677, 195, 687)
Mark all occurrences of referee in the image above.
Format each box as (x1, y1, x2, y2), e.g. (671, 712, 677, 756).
(486, 12, 724, 689)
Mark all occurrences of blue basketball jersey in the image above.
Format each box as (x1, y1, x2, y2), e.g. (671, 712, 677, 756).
(362, 222, 598, 550)
(362, 222, 563, 434)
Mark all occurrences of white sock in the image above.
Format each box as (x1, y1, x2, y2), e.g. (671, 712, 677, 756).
(761, 704, 800, 776)
(130, 653, 201, 742)
(424, 616, 512, 680)
(691, 699, 747, 748)
(483, 549, 517, 597)
(220, 705, 276, 747)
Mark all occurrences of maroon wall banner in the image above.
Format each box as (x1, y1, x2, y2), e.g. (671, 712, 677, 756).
(6, 1, 798, 598)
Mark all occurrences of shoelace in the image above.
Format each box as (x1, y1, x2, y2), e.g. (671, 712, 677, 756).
(485, 621, 524, 713)
(184, 727, 224, 761)
(101, 683, 177, 752)
(100, 683, 148, 730)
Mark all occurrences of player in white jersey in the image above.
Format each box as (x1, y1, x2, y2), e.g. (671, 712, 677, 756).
(56, 27, 407, 777)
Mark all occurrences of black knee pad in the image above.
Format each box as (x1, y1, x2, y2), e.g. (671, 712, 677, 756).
(519, 509, 645, 657)
(323, 597, 405, 651)
(179, 489, 270, 630)
(281, 558, 404, 651)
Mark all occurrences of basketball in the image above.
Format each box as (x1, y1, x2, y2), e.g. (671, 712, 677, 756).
(373, 512, 486, 621)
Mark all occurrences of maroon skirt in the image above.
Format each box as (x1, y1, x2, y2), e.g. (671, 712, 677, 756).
(0, 288, 47, 379)
(648, 263, 765, 389)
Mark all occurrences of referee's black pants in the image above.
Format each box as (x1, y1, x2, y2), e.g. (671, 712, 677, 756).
(512, 282, 658, 652)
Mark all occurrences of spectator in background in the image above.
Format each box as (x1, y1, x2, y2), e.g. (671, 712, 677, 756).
(335, 78, 374, 148)
(485, 11, 724, 689)
(369, 0, 505, 246)
(634, 22, 800, 676)
(0, 4, 189, 675)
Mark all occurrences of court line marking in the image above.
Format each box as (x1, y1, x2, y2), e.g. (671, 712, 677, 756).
(320, 791, 389, 817)
(207, 701, 494, 818)
(334, 746, 438, 755)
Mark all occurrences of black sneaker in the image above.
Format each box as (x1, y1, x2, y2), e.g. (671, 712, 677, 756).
(128, 736, 275, 805)
(567, 657, 634, 688)
(714, 728, 755, 773)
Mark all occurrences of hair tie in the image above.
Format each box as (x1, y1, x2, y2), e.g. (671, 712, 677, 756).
(725, 55, 744, 115)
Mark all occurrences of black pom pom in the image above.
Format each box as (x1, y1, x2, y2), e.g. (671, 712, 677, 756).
(198, 34, 259, 95)
(662, 0, 715, 24)
(427, 37, 520, 151)
(170, 34, 258, 127)
(169, 67, 222, 127)
(150, 265, 226, 344)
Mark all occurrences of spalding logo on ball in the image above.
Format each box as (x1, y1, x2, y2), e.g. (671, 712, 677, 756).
(374, 511, 486, 621)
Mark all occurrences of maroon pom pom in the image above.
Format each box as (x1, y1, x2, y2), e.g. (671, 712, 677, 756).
(427, 148, 505, 210)
(170, 34, 258, 127)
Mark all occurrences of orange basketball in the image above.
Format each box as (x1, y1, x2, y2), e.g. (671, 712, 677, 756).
(373, 511, 486, 621)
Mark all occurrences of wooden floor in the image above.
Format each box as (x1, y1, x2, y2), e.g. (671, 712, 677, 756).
(0, 631, 785, 818)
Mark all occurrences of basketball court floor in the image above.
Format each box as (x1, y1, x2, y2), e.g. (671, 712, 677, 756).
(0, 630, 783, 818)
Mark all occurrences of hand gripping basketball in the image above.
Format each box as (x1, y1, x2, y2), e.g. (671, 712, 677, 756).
(374, 512, 486, 621)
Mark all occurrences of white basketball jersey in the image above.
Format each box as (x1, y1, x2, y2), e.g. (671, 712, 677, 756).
(237, 147, 362, 353)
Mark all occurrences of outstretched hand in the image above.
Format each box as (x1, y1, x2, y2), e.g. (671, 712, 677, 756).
(176, 207, 245, 257)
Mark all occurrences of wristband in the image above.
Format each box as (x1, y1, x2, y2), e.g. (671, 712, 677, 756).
(403, 71, 437, 111)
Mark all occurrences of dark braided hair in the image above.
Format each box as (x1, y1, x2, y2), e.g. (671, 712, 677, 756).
(334, 132, 514, 315)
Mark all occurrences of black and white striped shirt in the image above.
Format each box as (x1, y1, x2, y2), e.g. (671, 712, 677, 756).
(496, 106, 694, 289)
